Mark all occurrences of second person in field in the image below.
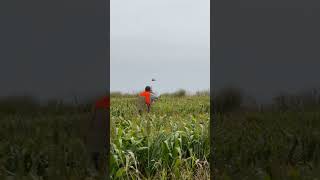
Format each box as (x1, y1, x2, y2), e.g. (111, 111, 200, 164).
(137, 86, 158, 114)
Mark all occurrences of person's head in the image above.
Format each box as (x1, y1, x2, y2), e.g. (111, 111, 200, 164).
(145, 86, 151, 92)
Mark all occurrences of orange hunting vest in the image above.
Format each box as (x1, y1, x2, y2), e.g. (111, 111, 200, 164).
(95, 96, 110, 110)
(139, 91, 151, 105)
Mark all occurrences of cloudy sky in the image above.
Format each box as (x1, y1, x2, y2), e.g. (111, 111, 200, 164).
(0, 0, 107, 101)
(3, 0, 319, 102)
(110, 0, 210, 94)
(213, 0, 320, 101)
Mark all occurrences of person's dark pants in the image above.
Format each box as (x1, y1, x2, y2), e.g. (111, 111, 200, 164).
(87, 107, 109, 177)
(92, 152, 100, 170)
(138, 104, 151, 114)
(91, 151, 108, 177)
(147, 104, 150, 112)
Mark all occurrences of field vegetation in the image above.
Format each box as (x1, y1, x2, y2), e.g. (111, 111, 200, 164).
(213, 87, 320, 179)
(2, 87, 319, 179)
(110, 91, 210, 179)
(0, 91, 210, 180)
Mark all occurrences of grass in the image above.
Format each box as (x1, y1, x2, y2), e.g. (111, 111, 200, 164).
(110, 95, 210, 179)
(4, 92, 319, 179)
(0, 112, 94, 179)
(0, 95, 210, 180)
(214, 110, 320, 179)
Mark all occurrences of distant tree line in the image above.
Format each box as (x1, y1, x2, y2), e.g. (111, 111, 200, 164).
(213, 87, 320, 114)
(3, 87, 320, 115)
(0, 95, 98, 115)
(111, 89, 210, 98)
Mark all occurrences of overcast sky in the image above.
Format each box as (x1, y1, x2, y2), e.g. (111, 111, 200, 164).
(2, 0, 320, 102)
(0, 0, 107, 101)
(213, 1, 320, 102)
(110, 0, 210, 94)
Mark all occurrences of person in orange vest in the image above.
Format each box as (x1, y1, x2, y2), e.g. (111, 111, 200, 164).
(139, 86, 152, 113)
(86, 96, 109, 175)
(138, 86, 158, 113)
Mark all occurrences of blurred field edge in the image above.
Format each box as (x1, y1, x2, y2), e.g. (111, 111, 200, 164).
(0, 0, 110, 178)
(209, 0, 214, 179)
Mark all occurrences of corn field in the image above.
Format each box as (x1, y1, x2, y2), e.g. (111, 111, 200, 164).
(2, 94, 320, 179)
(110, 96, 210, 179)
(0, 95, 209, 180)
(214, 111, 320, 179)
(0, 111, 96, 179)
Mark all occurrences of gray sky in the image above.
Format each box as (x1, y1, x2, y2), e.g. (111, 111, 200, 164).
(3, 0, 319, 102)
(110, 0, 210, 94)
(0, 0, 107, 101)
(213, 1, 320, 102)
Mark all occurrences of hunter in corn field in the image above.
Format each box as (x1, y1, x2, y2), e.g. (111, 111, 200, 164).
(85, 96, 109, 177)
(137, 85, 158, 114)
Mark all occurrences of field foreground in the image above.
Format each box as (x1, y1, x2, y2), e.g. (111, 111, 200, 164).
(0, 95, 210, 180)
(1, 94, 320, 179)
(110, 96, 210, 179)
(214, 110, 320, 179)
